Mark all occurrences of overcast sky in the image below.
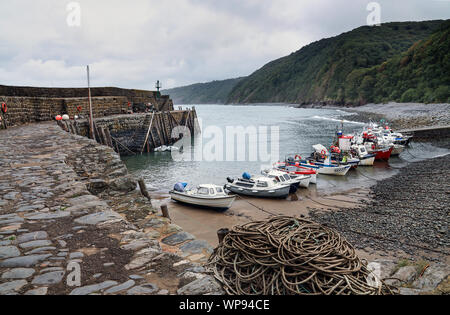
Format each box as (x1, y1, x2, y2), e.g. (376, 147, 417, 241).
(0, 0, 448, 89)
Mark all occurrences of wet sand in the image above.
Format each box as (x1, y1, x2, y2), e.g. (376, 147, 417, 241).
(150, 187, 372, 248)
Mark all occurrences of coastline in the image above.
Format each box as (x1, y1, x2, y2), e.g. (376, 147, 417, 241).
(1, 101, 448, 295)
(325, 102, 450, 130)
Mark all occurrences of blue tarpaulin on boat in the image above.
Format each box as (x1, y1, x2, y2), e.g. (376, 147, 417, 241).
(243, 172, 252, 180)
(174, 182, 188, 192)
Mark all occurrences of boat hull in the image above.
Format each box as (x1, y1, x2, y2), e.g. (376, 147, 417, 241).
(317, 165, 351, 176)
(170, 191, 236, 210)
(359, 156, 376, 166)
(391, 145, 405, 156)
(371, 147, 393, 161)
(226, 184, 291, 199)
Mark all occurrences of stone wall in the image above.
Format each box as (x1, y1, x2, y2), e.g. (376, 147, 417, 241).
(0, 84, 174, 126)
(0, 96, 128, 126)
(59, 109, 199, 156)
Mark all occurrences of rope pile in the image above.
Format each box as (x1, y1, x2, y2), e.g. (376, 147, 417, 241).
(208, 216, 398, 295)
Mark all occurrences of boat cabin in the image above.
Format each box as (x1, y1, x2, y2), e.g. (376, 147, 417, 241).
(196, 184, 226, 196)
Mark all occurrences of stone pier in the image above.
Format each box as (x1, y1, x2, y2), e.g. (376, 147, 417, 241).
(58, 109, 199, 156)
(0, 122, 222, 295)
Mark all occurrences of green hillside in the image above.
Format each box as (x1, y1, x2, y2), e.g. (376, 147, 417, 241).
(226, 20, 447, 105)
(163, 77, 244, 104)
(346, 21, 450, 104)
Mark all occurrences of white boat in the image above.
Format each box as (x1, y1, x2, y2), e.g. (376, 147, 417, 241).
(155, 145, 179, 152)
(351, 145, 376, 166)
(391, 144, 405, 156)
(226, 175, 291, 198)
(263, 169, 311, 190)
(170, 184, 236, 210)
(315, 163, 351, 176)
(308, 144, 352, 176)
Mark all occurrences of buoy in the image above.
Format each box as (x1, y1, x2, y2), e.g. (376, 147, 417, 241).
(62, 114, 70, 121)
(74, 115, 79, 120)
(1, 102, 7, 113)
(55, 115, 62, 121)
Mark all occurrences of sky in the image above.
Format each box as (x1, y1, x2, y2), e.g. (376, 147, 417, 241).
(0, 0, 449, 90)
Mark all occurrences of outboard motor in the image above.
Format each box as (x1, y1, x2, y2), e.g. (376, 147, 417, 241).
(227, 177, 234, 184)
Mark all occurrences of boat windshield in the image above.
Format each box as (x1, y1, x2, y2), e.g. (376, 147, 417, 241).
(257, 181, 268, 188)
(283, 174, 290, 181)
(216, 187, 224, 193)
(198, 187, 210, 195)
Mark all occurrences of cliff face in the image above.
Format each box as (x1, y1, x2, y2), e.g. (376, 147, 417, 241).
(0, 85, 175, 126)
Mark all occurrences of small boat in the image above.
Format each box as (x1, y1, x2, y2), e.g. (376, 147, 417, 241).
(308, 162, 351, 176)
(226, 174, 291, 199)
(275, 161, 318, 185)
(155, 145, 179, 152)
(369, 145, 393, 161)
(391, 144, 405, 156)
(170, 183, 236, 211)
(263, 169, 311, 191)
(351, 145, 376, 166)
(305, 144, 352, 176)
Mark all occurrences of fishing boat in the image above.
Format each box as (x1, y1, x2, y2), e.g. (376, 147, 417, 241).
(170, 183, 236, 211)
(305, 145, 352, 176)
(368, 145, 393, 161)
(306, 161, 351, 176)
(274, 162, 318, 185)
(226, 173, 291, 199)
(351, 145, 376, 166)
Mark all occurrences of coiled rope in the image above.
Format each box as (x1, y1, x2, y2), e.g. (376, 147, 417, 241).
(208, 216, 398, 295)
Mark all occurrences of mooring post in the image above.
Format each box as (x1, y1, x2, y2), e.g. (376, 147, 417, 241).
(138, 179, 151, 202)
(217, 228, 230, 244)
(161, 204, 171, 220)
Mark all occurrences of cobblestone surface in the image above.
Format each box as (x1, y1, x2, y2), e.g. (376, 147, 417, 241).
(0, 122, 220, 295)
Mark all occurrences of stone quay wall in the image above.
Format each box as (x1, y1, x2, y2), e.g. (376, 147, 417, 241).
(0, 122, 222, 295)
(59, 109, 199, 156)
(0, 85, 174, 126)
(1, 96, 128, 126)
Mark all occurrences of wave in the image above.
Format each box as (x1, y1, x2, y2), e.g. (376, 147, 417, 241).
(310, 115, 365, 125)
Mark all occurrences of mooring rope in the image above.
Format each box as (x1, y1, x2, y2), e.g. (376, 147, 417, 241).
(208, 216, 399, 295)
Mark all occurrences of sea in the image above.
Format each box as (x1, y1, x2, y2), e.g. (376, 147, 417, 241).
(122, 104, 449, 195)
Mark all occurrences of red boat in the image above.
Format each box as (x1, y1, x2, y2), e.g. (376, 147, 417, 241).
(370, 146, 393, 161)
(273, 162, 318, 184)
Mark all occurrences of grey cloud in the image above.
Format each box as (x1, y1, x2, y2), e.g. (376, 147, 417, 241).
(0, 0, 448, 89)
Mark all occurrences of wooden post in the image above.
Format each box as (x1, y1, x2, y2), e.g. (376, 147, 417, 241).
(161, 204, 170, 220)
(104, 128, 113, 148)
(138, 179, 151, 202)
(99, 128, 107, 145)
(141, 112, 155, 154)
(87, 65, 95, 141)
(217, 228, 230, 244)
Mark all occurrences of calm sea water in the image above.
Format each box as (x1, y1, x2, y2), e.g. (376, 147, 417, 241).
(123, 104, 449, 195)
